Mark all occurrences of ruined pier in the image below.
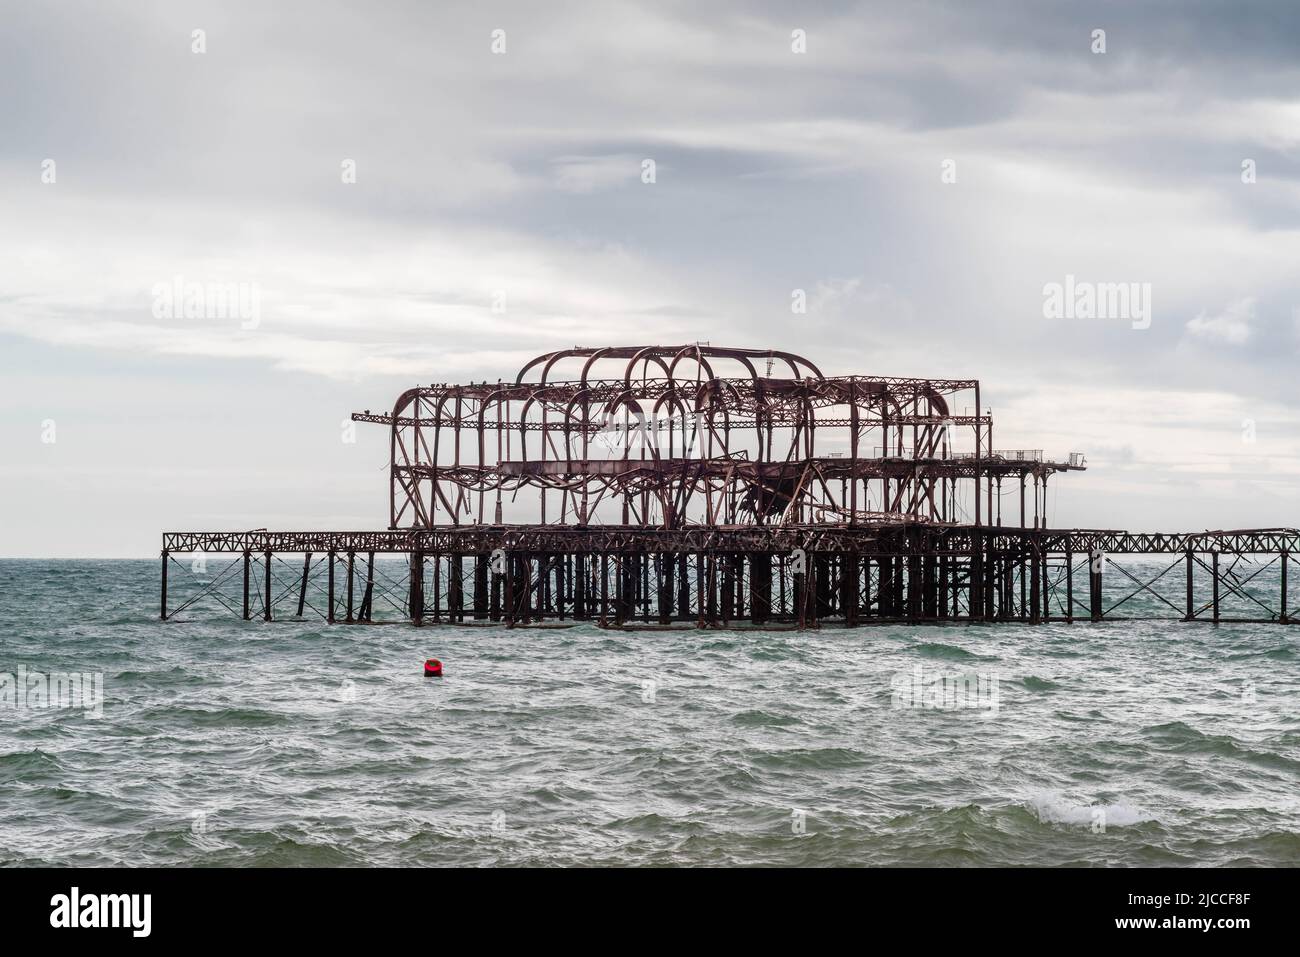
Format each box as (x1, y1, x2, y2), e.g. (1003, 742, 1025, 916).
(161, 345, 1297, 627)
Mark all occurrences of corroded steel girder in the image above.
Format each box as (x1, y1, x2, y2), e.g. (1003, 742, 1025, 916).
(351, 345, 1083, 531)
(162, 526, 1300, 557)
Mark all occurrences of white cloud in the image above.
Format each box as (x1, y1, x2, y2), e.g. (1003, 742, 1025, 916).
(1185, 297, 1256, 345)
(549, 154, 641, 194)
(0, 191, 702, 380)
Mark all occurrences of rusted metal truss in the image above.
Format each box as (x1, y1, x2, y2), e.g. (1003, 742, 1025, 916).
(161, 526, 1300, 558)
(158, 525, 1299, 627)
(161, 345, 1296, 627)
(349, 345, 1082, 529)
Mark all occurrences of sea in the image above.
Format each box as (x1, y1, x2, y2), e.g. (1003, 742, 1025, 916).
(1, 558, 1297, 867)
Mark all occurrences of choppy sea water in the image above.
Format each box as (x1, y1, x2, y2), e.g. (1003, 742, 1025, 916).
(0, 558, 1297, 867)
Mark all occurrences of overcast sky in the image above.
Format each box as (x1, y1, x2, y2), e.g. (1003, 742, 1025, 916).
(3, 0, 1299, 556)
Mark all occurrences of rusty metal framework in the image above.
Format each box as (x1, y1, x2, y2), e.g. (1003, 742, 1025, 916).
(161, 345, 1297, 628)
(352, 346, 1081, 530)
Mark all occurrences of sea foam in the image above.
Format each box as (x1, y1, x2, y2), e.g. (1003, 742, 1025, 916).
(1026, 792, 1155, 827)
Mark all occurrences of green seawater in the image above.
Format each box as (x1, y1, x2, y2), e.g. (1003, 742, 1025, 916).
(0, 559, 1297, 867)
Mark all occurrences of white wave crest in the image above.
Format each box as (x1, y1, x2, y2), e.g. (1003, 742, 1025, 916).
(1026, 792, 1155, 827)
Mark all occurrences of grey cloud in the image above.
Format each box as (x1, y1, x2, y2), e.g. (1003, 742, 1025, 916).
(3, 0, 1300, 552)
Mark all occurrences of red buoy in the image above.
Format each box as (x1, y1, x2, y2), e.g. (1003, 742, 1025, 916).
(424, 658, 443, 677)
